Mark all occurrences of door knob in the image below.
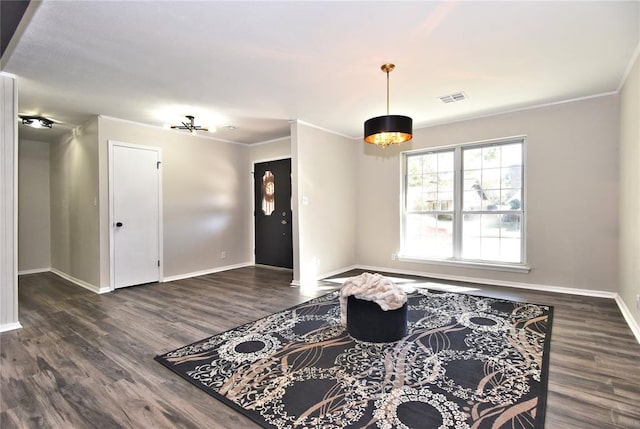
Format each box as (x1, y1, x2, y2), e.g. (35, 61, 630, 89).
(115, 222, 123, 227)
(281, 220, 287, 224)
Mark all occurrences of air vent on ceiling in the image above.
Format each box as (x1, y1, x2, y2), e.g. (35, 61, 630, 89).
(439, 92, 467, 104)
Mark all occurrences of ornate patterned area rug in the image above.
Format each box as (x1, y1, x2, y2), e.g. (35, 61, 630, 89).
(155, 289, 553, 429)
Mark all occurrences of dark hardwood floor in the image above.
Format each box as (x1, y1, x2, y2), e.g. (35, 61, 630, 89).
(1, 266, 639, 428)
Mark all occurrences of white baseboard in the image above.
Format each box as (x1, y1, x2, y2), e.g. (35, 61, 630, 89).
(162, 262, 252, 283)
(50, 269, 110, 294)
(0, 322, 23, 333)
(316, 265, 357, 281)
(18, 267, 51, 275)
(615, 295, 640, 344)
(292, 264, 358, 287)
(322, 264, 638, 344)
(353, 264, 618, 299)
(254, 264, 293, 272)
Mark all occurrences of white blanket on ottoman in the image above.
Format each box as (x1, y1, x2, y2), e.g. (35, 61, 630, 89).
(339, 272, 407, 325)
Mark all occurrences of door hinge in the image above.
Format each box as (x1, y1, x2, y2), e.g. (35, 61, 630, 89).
(157, 161, 162, 169)
(157, 260, 160, 267)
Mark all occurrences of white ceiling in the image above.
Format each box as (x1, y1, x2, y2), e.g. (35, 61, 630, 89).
(3, 1, 639, 144)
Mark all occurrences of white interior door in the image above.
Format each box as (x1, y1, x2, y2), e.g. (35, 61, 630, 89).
(110, 143, 161, 289)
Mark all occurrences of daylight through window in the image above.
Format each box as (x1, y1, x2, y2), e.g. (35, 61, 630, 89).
(402, 138, 524, 265)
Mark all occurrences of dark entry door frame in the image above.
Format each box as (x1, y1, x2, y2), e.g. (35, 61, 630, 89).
(253, 158, 293, 269)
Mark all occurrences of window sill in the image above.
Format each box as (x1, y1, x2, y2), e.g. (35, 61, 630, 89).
(396, 255, 531, 273)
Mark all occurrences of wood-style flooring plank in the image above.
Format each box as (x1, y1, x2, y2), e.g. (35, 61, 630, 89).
(1, 267, 639, 428)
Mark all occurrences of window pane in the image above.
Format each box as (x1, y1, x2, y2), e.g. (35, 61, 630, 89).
(464, 148, 481, 170)
(480, 214, 501, 237)
(404, 214, 453, 258)
(437, 192, 453, 211)
(423, 192, 438, 210)
(481, 237, 501, 261)
(406, 188, 423, 211)
(462, 191, 475, 211)
(424, 173, 438, 192)
(462, 237, 481, 260)
(424, 153, 438, 174)
(501, 189, 521, 209)
(501, 166, 521, 189)
(501, 143, 522, 167)
(483, 190, 501, 210)
(438, 152, 454, 172)
(463, 169, 482, 190)
(462, 213, 522, 263)
(463, 213, 481, 236)
(407, 173, 423, 188)
(500, 213, 521, 238)
(407, 156, 423, 175)
(438, 172, 454, 191)
(500, 238, 521, 262)
(463, 143, 522, 213)
(261, 171, 275, 215)
(406, 173, 423, 211)
(481, 168, 501, 190)
(482, 146, 500, 168)
(405, 150, 454, 214)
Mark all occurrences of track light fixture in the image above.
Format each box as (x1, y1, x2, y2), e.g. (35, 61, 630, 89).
(20, 115, 53, 129)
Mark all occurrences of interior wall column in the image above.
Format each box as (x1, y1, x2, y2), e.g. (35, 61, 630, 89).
(0, 72, 21, 332)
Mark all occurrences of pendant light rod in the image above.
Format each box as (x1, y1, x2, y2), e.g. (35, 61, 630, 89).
(386, 69, 390, 114)
(381, 63, 395, 115)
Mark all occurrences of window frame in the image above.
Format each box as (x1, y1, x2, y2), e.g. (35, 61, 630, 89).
(400, 136, 527, 271)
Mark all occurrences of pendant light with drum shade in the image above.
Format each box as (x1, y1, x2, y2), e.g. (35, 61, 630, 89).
(364, 63, 412, 147)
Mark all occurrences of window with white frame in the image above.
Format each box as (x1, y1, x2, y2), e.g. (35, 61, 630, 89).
(402, 138, 524, 265)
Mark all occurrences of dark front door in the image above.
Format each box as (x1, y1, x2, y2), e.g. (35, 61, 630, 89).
(254, 159, 293, 269)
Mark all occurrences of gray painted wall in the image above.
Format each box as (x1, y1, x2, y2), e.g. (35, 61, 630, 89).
(18, 139, 50, 272)
(248, 138, 291, 163)
(98, 117, 251, 286)
(293, 122, 357, 284)
(356, 95, 620, 293)
(619, 54, 640, 329)
(49, 117, 101, 288)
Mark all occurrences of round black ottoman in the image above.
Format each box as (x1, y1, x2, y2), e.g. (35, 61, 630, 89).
(346, 295, 408, 343)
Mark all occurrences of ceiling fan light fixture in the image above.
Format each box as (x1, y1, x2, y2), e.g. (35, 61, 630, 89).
(364, 63, 413, 147)
(19, 115, 53, 129)
(170, 115, 210, 133)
